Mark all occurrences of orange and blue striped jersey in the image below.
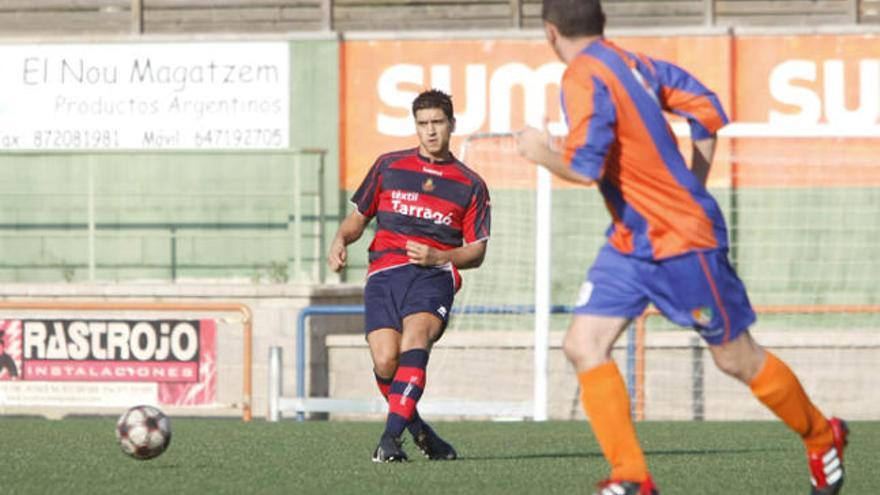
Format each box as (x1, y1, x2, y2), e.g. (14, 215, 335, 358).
(562, 39, 729, 260)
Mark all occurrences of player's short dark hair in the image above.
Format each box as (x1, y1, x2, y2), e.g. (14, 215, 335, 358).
(412, 89, 454, 121)
(542, 0, 605, 37)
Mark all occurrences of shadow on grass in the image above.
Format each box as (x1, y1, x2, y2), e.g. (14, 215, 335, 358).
(462, 446, 788, 462)
(461, 451, 604, 461)
(645, 446, 790, 456)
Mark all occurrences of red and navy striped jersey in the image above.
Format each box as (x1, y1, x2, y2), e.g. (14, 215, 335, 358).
(562, 39, 729, 260)
(351, 148, 491, 283)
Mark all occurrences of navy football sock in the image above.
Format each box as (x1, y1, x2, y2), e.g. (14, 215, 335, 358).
(384, 349, 429, 438)
(375, 370, 427, 436)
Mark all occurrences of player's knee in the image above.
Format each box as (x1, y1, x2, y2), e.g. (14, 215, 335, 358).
(562, 331, 605, 369)
(372, 350, 399, 377)
(562, 331, 582, 363)
(710, 332, 765, 383)
(711, 351, 754, 383)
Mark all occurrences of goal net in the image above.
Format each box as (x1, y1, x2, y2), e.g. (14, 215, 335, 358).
(451, 125, 880, 421)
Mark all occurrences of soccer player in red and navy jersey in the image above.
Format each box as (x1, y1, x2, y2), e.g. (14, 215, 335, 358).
(517, 1, 847, 494)
(329, 89, 490, 463)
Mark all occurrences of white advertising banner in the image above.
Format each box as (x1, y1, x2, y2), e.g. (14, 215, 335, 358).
(0, 42, 289, 150)
(0, 381, 157, 408)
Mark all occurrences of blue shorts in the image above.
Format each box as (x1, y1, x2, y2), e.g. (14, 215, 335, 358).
(575, 245, 756, 345)
(364, 264, 456, 335)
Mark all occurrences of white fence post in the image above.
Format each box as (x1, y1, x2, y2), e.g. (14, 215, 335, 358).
(269, 346, 282, 422)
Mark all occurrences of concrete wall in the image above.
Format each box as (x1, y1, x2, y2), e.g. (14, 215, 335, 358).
(2, 283, 877, 421)
(326, 329, 880, 421)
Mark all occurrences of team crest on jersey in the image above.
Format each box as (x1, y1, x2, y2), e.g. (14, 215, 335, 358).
(691, 306, 714, 326)
(422, 178, 435, 192)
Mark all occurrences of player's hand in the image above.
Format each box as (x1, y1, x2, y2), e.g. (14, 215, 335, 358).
(516, 126, 551, 164)
(328, 237, 347, 273)
(406, 240, 446, 266)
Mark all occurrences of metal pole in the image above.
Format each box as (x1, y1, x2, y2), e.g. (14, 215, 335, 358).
(295, 154, 303, 281)
(269, 346, 282, 421)
(88, 159, 96, 282)
(317, 152, 326, 283)
(289, 154, 303, 283)
(533, 165, 551, 422)
(634, 315, 648, 420)
(170, 227, 177, 282)
(703, 0, 715, 27)
(626, 322, 636, 417)
(321, 0, 333, 31)
(131, 0, 144, 34)
(337, 165, 348, 283)
(296, 305, 366, 421)
(690, 337, 705, 420)
(510, 0, 522, 28)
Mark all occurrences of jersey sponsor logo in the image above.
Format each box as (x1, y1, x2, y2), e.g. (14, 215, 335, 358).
(391, 190, 419, 201)
(389, 189, 453, 225)
(422, 178, 435, 192)
(575, 282, 594, 307)
(421, 166, 443, 176)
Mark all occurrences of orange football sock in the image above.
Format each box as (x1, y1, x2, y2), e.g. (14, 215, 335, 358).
(578, 362, 649, 483)
(749, 351, 833, 453)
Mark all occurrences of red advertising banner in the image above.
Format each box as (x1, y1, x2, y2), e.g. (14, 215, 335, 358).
(23, 360, 198, 382)
(0, 320, 20, 380)
(0, 318, 216, 406)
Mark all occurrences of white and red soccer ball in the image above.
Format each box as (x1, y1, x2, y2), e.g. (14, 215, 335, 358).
(116, 405, 172, 460)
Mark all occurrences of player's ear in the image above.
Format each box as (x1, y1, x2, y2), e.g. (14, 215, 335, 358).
(449, 117, 456, 134)
(544, 21, 558, 45)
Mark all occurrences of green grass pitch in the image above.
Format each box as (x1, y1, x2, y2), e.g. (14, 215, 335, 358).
(2, 417, 876, 494)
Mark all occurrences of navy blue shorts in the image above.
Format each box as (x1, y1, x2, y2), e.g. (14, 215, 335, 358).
(575, 245, 756, 345)
(364, 264, 456, 335)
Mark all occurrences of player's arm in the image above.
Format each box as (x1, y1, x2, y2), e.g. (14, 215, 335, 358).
(406, 239, 487, 269)
(651, 57, 728, 175)
(652, 58, 728, 135)
(517, 127, 594, 186)
(329, 157, 383, 273)
(328, 210, 371, 273)
(649, 58, 726, 186)
(408, 177, 491, 269)
(691, 135, 717, 186)
(518, 64, 610, 186)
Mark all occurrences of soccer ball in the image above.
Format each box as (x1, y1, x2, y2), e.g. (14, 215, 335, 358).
(115, 405, 172, 460)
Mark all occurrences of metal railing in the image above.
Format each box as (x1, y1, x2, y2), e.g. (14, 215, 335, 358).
(0, 149, 329, 283)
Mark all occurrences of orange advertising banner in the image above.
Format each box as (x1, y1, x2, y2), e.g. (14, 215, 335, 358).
(733, 35, 880, 187)
(342, 36, 731, 190)
(342, 34, 880, 190)
(734, 35, 880, 124)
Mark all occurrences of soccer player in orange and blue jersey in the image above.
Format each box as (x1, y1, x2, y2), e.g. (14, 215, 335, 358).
(517, 1, 848, 494)
(329, 89, 490, 462)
